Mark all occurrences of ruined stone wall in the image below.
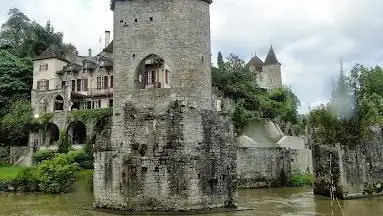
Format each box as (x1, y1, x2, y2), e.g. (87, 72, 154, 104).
(0, 147, 10, 164)
(94, 101, 237, 211)
(313, 141, 383, 199)
(9, 146, 31, 166)
(237, 147, 312, 188)
(237, 147, 291, 188)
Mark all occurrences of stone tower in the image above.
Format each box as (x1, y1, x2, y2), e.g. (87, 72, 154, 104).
(262, 45, 282, 89)
(93, 0, 237, 212)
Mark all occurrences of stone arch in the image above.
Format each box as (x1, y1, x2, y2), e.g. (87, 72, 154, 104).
(67, 121, 87, 145)
(135, 54, 171, 89)
(54, 95, 64, 111)
(45, 123, 59, 146)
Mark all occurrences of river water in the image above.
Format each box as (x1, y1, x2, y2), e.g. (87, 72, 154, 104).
(1, 187, 383, 216)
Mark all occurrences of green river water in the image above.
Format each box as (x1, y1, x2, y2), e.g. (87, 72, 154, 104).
(1, 187, 383, 216)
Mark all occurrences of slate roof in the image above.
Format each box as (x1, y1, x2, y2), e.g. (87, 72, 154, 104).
(247, 54, 264, 67)
(103, 41, 113, 53)
(264, 46, 280, 66)
(35, 45, 68, 62)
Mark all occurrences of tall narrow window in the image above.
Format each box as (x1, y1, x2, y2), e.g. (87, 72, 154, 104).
(165, 70, 169, 84)
(110, 76, 113, 88)
(62, 81, 66, 89)
(97, 77, 105, 89)
(104, 76, 109, 89)
(147, 71, 152, 84)
(71, 80, 76, 91)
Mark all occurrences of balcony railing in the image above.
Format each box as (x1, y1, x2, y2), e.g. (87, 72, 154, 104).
(71, 88, 113, 98)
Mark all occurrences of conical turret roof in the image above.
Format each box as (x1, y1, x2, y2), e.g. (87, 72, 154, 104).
(264, 45, 280, 66)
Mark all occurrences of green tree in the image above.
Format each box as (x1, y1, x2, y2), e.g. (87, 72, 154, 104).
(0, 8, 78, 58)
(0, 8, 31, 55)
(217, 51, 224, 70)
(0, 50, 33, 115)
(0, 100, 33, 146)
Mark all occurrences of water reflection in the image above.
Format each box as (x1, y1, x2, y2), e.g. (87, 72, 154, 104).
(1, 187, 383, 216)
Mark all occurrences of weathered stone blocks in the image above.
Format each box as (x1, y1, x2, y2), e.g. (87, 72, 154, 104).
(312, 139, 383, 199)
(94, 101, 237, 211)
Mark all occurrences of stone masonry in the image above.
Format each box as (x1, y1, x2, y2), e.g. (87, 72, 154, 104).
(312, 139, 383, 199)
(93, 0, 237, 212)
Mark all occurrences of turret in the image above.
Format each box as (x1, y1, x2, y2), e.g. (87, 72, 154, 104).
(263, 45, 282, 89)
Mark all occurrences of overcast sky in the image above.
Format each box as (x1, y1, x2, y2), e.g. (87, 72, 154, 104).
(1, 0, 383, 113)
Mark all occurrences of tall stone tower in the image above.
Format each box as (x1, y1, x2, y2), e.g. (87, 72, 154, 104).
(93, 0, 237, 212)
(262, 45, 282, 89)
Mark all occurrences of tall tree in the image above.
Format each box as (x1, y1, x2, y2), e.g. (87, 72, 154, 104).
(217, 51, 224, 69)
(0, 8, 31, 55)
(0, 50, 33, 115)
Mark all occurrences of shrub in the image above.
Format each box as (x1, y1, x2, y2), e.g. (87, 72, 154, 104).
(11, 167, 40, 191)
(37, 154, 80, 193)
(64, 150, 93, 169)
(32, 150, 55, 164)
(289, 174, 314, 187)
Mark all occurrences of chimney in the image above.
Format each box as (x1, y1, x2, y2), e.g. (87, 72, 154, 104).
(88, 48, 92, 57)
(105, 30, 111, 48)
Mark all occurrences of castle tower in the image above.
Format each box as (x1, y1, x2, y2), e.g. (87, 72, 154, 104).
(93, 0, 237, 212)
(263, 45, 282, 89)
(112, 0, 212, 109)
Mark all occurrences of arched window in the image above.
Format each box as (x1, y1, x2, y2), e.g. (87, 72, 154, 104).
(40, 100, 48, 113)
(54, 95, 64, 111)
(136, 54, 171, 89)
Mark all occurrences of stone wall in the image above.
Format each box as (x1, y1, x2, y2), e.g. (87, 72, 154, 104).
(94, 101, 237, 211)
(237, 147, 312, 188)
(9, 146, 31, 166)
(0, 147, 10, 164)
(312, 141, 383, 199)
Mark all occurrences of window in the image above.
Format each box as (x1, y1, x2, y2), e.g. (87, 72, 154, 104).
(150, 17, 153, 21)
(110, 76, 113, 88)
(97, 76, 105, 89)
(109, 99, 113, 108)
(54, 95, 64, 111)
(40, 100, 48, 113)
(77, 79, 88, 91)
(37, 80, 49, 90)
(104, 76, 109, 89)
(165, 70, 170, 84)
(71, 80, 76, 91)
(62, 81, 66, 89)
(94, 100, 102, 109)
(39, 64, 48, 72)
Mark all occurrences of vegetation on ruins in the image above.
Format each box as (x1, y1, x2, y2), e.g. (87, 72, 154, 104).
(308, 64, 383, 145)
(212, 52, 302, 134)
(0, 8, 78, 147)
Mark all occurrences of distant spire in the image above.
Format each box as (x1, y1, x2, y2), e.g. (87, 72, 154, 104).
(264, 45, 280, 66)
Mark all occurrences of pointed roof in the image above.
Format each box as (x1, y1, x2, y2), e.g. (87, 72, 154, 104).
(264, 45, 280, 66)
(248, 54, 264, 67)
(35, 45, 68, 62)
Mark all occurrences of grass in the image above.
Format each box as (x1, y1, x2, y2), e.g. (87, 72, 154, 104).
(0, 165, 26, 181)
(289, 174, 314, 187)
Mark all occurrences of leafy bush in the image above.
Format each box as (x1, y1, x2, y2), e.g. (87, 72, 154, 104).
(64, 150, 93, 169)
(11, 167, 40, 191)
(37, 154, 80, 193)
(289, 174, 314, 187)
(32, 150, 55, 164)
